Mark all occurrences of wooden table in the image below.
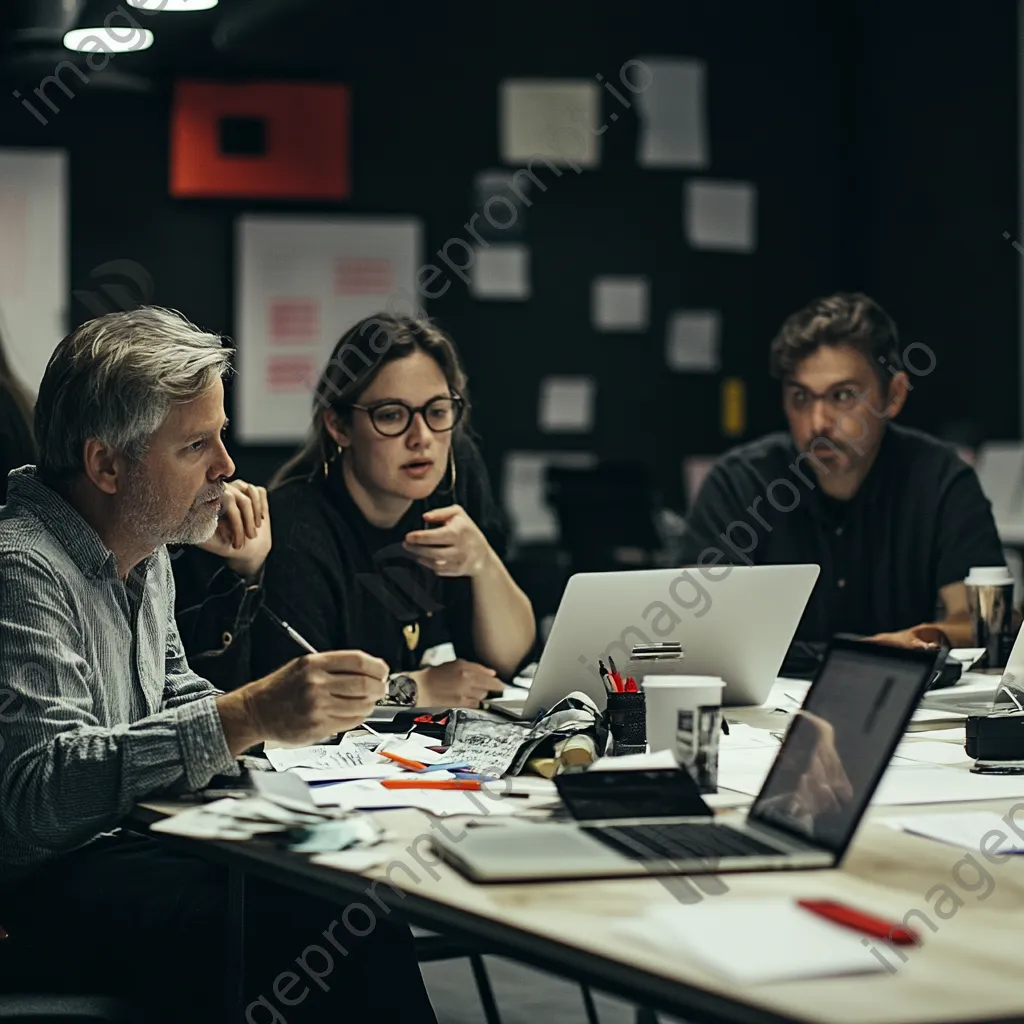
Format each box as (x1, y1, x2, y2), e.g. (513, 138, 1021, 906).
(135, 702, 1024, 1024)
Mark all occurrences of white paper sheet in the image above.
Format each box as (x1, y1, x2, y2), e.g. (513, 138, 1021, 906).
(887, 811, 1024, 853)
(292, 764, 401, 784)
(264, 745, 383, 772)
(501, 450, 598, 543)
(615, 899, 887, 984)
(310, 780, 524, 816)
(538, 375, 596, 432)
(591, 275, 650, 332)
(235, 215, 422, 442)
(872, 765, 1024, 806)
(893, 740, 973, 766)
(500, 79, 601, 168)
(0, 149, 68, 391)
(685, 180, 757, 253)
(310, 848, 394, 873)
(470, 244, 530, 300)
(591, 749, 678, 772)
(636, 58, 708, 169)
(665, 310, 720, 372)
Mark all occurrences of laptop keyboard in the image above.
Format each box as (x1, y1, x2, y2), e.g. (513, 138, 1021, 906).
(583, 822, 781, 862)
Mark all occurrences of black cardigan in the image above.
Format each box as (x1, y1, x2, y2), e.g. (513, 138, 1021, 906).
(251, 439, 511, 679)
(170, 546, 265, 692)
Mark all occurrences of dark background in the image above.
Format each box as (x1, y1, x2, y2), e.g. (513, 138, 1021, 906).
(0, 0, 1018, 516)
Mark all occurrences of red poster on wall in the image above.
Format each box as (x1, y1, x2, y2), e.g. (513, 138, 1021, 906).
(169, 81, 350, 200)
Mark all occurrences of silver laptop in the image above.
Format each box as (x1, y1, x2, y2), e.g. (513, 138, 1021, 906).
(920, 628, 1024, 717)
(490, 564, 819, 720)
(436, 639, 939, 882)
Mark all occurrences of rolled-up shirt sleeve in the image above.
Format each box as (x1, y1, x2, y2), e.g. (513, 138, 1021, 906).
(0, 552, 236, 857)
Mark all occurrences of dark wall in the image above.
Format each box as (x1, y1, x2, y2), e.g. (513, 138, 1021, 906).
(0, 1, 1017, 510)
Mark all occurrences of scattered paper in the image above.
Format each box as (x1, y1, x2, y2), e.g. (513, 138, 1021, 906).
(591, 749, 679, 772)
(720, 724, 782, 752)
(292, 764, 400, 784)
(499, 79, 601, 168)
(591, 276, 650, 332)
(615, 899, 887, 984)
(685, 180, 757, 253)
(538, 376, 596, 433)
(636, 58, 708, 169)
(873, 765, 1024, 806)
(443, 716, 532, 778)
(665, 310, 720, 372)
(150, 797, 324, 841)
(251, 768, 320, 812)
(470, 244, 530, 300)
(886, 811, 1024, 854)
(501, 450, 598, 543)
(893, 740, 973, 766)
(309, 780, 523, 817)
(376, 733, 447, 765)
(264, 745, 382, 772)
(949, 648, 986, 669)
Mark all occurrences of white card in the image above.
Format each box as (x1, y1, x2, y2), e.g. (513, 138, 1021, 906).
(665, 310, 720, 372)
(591, 275, 650, 332)
(538, 376, 596, 432)
(685, 180, 757, 253)
(470, 244, 530, 300)
(616, 899, 888, 984)
(636, 57, 708, 169)
(500, 79, 601, 168)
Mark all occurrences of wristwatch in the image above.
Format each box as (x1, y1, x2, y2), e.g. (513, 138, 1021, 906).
(385, 673, 418, 707)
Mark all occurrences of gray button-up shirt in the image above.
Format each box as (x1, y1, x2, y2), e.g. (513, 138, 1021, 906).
(0, 468, 236, 878)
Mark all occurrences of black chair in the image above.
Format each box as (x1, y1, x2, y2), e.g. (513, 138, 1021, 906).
(545, 463, 668, 575)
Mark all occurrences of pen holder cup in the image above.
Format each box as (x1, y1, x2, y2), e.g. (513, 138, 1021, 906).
(605, 691, 647, 756)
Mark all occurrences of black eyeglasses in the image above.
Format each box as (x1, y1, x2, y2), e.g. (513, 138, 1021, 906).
(350, 395, 465, 437)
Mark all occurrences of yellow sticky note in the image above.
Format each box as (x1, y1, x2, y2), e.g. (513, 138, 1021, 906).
(721, 378, 746, 437)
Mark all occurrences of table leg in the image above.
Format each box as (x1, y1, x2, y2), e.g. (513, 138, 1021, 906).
(226, 866, 246, 1017)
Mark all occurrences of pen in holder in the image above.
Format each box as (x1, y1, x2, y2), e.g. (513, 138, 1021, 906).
(605, 690, 647, 756)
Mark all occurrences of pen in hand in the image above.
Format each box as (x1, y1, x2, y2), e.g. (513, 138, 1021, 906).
(262, 607, 384, 739)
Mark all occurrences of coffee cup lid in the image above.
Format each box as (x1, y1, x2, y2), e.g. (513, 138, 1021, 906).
(964, 566, 1014, 586)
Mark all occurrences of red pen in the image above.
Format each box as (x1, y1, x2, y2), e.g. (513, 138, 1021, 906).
(625, 677, 639, 693)
(798, 899, 919, 945)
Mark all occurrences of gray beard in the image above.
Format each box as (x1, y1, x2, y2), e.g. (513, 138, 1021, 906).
(121, 469, 222, 548)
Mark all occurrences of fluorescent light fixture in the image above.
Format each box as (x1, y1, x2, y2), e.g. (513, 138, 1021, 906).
(127, 0, 220, 9)
(64, 27, 155, 52)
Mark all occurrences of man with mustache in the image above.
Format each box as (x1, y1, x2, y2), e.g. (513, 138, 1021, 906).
(678, 292, 1005, 662)
(0, 307, 436, 1022)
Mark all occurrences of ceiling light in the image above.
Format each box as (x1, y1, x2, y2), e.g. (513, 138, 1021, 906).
(63, 27, 154, 52)
(126, 0, 219, 10)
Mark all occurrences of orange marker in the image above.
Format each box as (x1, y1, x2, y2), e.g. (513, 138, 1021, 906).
(378, 750, 428, 771)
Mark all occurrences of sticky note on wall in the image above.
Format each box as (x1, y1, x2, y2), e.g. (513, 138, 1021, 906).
(636, 57, 708, 169)
(721, 378, 746, 437)
(685, 180, 757, 253)
(666, 310, 720, 372)
(591, 275, 650, 332)
(500, 80, 602, 168)
(538, 376, 596, 433)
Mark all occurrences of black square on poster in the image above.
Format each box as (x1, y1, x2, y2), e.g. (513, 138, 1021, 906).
(219, 116, 266, 156)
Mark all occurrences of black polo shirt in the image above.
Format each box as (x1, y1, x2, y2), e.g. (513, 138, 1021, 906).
(678, 424, 1005, 644)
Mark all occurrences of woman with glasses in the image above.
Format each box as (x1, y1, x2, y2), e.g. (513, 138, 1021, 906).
(252, 315, 536, 709)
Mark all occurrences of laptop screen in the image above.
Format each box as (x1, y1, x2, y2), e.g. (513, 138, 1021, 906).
(748, 640, 937, 856)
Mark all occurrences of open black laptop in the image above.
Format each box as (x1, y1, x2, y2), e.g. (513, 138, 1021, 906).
(434, 638, 940, 881)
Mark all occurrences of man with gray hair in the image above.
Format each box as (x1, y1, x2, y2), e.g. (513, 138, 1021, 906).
(0, 307, 437, 1022)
